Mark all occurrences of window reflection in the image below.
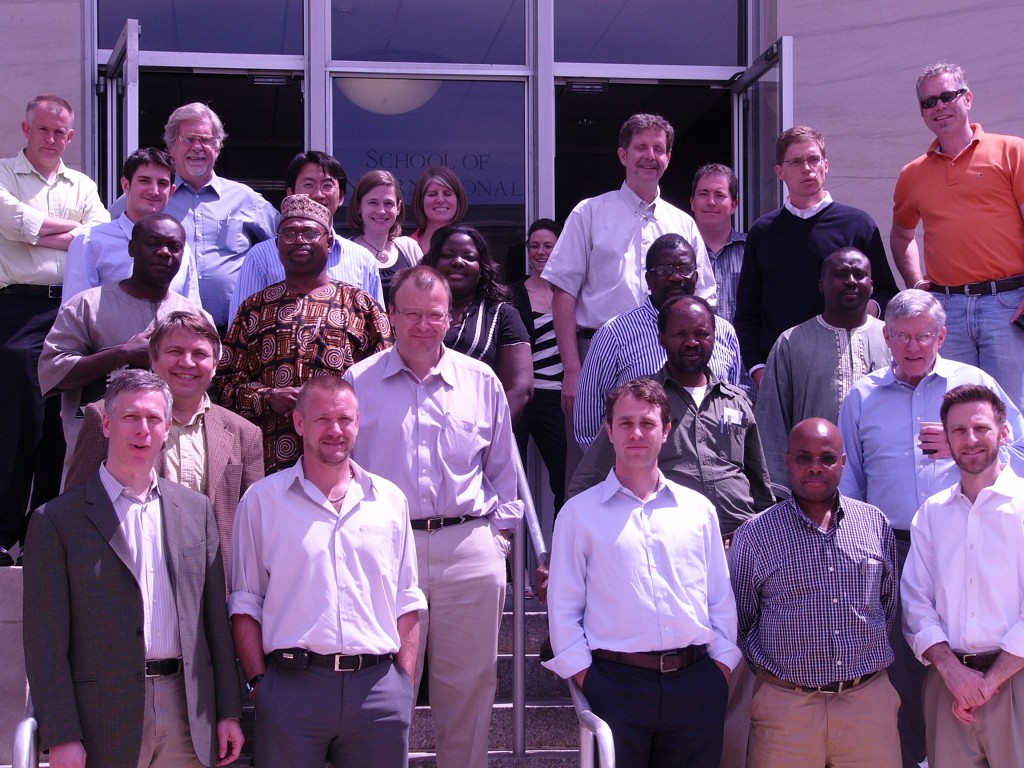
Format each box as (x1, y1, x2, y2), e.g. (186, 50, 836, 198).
(331, 0, 524, 64)
(333, 78, 526, 267)
(99, 0, 302, 53)
(555, 0, 740, 66)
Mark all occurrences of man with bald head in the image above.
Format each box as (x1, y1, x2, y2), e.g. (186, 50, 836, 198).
(731, 418, 900, 768)
(755, 248, 891, 494)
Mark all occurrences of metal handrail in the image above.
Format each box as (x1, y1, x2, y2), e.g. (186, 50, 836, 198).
(511, 448, 548, 757)
(568, 679, 615, 768)
(13, 697, 38, 768)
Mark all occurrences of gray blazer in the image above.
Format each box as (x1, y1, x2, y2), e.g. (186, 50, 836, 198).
(22, 474, 242, 768)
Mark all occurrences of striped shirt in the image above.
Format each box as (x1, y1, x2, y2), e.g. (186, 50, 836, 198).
(730, 495, 896, 687)
(707, 229, 746, 326)
(530, 310, 562, 391)
(573, 297, 745, 450)
(99, 464, 181, 660)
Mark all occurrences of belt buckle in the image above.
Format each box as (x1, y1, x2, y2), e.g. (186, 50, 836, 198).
(963, 282, 974, 296)
(334, 654, 358, 672)
(659, 651, 681, 673)
(47, 285, 60, 300)
(959, 653, 975, 666)
(423, 516, 444, 531)
(145, 665, 159, 678)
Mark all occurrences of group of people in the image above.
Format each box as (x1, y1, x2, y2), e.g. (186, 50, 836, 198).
(0, 56, 1021, 768)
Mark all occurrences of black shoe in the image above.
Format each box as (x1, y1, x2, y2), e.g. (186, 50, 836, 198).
(0, 546, 14, 567)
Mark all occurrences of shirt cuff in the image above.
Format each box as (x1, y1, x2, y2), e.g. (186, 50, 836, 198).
(542, 640, 592, 680)
(227, 591, 265, 623)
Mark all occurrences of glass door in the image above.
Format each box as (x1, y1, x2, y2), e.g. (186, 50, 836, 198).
(731, 36, 793, 228)
(100, 18, 140, 205)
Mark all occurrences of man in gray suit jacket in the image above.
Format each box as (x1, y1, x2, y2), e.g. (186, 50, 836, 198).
(23, 369, 243, 768)
(64, 310, 264, 585)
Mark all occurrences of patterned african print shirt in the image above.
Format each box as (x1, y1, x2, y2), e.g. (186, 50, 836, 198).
(216, 279, 391, 474)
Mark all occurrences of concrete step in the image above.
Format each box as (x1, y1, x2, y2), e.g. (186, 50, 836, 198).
(498, 608, 549, 655)
(410, 701, 580, 752)
(409, 749, 580, 767)
(496, 654, 568, 700)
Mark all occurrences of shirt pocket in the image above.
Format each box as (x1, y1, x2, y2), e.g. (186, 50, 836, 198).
(857, 556, 884, 617)
(439, 415, 485, 471)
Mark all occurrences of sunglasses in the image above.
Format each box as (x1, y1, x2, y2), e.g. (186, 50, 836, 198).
(919, 88, 966, 110)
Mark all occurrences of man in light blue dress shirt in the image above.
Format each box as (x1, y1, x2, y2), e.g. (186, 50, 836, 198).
(111, 103, 279, 329)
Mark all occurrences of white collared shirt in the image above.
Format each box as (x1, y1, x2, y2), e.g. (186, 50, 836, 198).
(99, 463, 181, 660)
(229, 459, 426, 656)
(783, 191, 833, 219)
(902, 465, 1024, 661)
(543, 468, 740, 679)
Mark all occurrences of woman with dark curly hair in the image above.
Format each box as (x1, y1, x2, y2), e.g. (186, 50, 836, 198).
(423, 224, 533, 423)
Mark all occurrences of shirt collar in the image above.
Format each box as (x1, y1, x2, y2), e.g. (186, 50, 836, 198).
(618, 182, 663, 219)
(286, 456, 374, 511)
(881, 354, 954, 388)
(597, 466, 669, 504)
(928, 123, 983, 157)
(785, 494, 845, 533)
(784, 191, 833, 219)
(98, 462, 161, 505)
(174, 170, 222, 196)
(384, 344, 458, 387)
(172, 394, 211, 427)
(14, 149, 70, 185)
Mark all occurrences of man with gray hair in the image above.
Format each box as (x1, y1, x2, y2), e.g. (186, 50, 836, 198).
(23, 368, 244, 768)
(0, 95, 109, 566)
(112, 102, 278, 329)
(891, 62, 1024, 410)
(838, 287, 1024, 766)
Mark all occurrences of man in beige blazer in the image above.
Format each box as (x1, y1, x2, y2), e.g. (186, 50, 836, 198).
(65, 311, 263, 582)
(23, 369, 243, 768)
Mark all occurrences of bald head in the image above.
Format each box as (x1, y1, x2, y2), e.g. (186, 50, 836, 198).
(785, 418, 846, 507)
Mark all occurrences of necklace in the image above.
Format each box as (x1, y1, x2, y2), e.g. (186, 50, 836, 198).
(326, 466, 356, 504)
(358, 235, 392, 263)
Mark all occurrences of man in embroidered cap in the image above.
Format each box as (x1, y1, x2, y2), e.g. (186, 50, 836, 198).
(217, 194, 391, 475)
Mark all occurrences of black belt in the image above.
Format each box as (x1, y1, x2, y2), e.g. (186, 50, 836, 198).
(410, 515, 472, 531)
(593, 645, 707, 673)
(268, 648, 393, 672)
(763, 668, 879, 694)
(0, 284, 61, 300)
(145, 658, 183, 677)
(893, 529, 912, 543)
(954, 651, 1000, 671)
(930, 276, 1024, 296)
(577, 326, 597, 340)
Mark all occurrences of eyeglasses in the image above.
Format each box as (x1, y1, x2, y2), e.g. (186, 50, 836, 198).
(276, 228, 327, 244)
(176, 134, 218, 148)
(646, 262, 697, 279)
(783, 155, 824, 169)
(919, 88, 967, 110)
(889, 331, 939, 346)
(792, 454, 840, 467)
(393, 309, 449, 326)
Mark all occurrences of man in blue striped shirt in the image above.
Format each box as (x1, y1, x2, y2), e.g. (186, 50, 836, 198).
(573, 233, 746, 451)
(730, 418, 901, 768)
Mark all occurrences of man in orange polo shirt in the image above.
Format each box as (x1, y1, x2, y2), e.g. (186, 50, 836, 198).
(891, 62, 1024, 410)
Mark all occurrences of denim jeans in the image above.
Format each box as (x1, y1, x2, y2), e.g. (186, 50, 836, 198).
(933, 286, 1024, 410)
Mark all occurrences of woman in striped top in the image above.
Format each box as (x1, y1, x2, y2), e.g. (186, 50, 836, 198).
(512, 219, 567, 511)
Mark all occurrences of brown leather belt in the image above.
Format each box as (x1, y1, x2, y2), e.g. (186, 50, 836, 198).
(930, 276, 1024, 296)
(592, 645, 707, 673)
(954, 651, 999, 671)
(761, 668, 879, 694)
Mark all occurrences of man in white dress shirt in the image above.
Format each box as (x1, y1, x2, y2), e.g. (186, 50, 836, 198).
(902, 383, 1024, 767)
(229, 376, 425, 767)
(544, 377, 739, 767)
